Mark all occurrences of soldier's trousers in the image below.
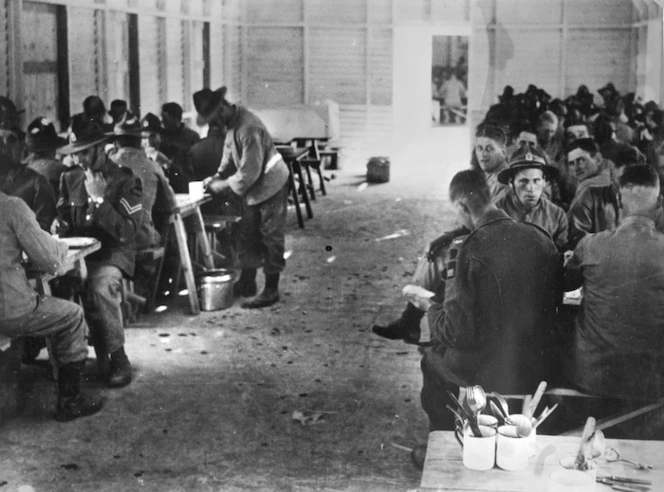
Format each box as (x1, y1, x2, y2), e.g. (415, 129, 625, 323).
(238, 185, 288, 275)
(84, 263, 125, 354)
(0, 296, 88, 366)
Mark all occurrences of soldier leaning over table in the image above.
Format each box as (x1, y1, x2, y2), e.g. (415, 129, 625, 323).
(0, 185, 103, 422)
(56, 120, 143, 388)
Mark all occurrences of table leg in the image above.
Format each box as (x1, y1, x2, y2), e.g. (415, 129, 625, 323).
(192, 207, 215, 270)
(294, 160, 313, 219)
(171, 213, 200, 314)
(287, 160, 305, 228)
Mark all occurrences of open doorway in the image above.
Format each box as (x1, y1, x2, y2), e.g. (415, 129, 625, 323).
(431, 35, 468, 127)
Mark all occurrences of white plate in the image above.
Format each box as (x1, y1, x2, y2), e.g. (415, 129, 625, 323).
(60, 237, 97, 249)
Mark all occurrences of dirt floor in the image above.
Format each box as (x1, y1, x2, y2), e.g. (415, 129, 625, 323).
(0, 160, 462, 492)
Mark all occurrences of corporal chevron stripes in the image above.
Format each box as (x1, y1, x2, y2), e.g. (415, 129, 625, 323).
(120, 198, 142, 215)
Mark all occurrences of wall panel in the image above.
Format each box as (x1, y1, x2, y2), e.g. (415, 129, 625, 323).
(191, 20, 205, 94)
(370, 28, 392, 105)
(369, 0, 392, 24)
(495, 0, 561, 25)
(0, 0, 8, 96)
(567, 0, 634, 25)
(68, 7, 100, 114)
(22, 1, 59, 125)
(565, 29, 632, 95)
(395, 0, 428, 23)
(223, 24, 242, 102)
(494, 29, 562, 96)
(138, 14, 162, 116)
(309, 28, 366, 104)
(247, 0, 301, 24)
(308, 0, 366, 24)
(209, 22, 224, 89)
(105, 10, 130, 104)
(431, 0, 470, 23)
(165, 17, 185, 105)
(247, 27, 303, 106)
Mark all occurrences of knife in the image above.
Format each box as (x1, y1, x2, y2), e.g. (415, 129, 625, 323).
(575, 416, 596, 470)
(598, 476, 652, 486)
(526, 381, 547, 419)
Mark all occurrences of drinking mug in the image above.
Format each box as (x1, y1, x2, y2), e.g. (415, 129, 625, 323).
(454, 423, 496, 471)
(496, 425, 529, 471)
(188, 181, 205, 199)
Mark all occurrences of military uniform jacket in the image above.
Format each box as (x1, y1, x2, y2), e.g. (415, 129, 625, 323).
(217, 105, 289, 206)
(0, 164, 56, 232)
(24, 155, 68, 201)
(427, 209, 562, 394)
(57, 160, 143, 277)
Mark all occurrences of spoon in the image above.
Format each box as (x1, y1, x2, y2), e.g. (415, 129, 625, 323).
(514, 414, 533, 438)
(494, 392, 511, 420)
(466, 386, 487, 437)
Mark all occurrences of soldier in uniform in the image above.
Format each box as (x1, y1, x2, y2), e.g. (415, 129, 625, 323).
(57, 121, 143, 388)
(23, 117, 68, 199)
(496, 145, 568, 251)
(0, 98, 56, 232)
(408, 170, 561, 469)
(372, 225, 468, 346)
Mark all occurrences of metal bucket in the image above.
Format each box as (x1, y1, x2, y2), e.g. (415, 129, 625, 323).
(196, 269, 235, 311)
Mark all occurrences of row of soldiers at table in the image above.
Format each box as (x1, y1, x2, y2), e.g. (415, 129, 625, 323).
(375, 113, 664, 464)
(0, 87, 290, 421)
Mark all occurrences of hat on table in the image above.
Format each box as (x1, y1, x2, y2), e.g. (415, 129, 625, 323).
(59, 120, 111, 155)
(498, 145, 559, 184)
(25, 117, 67, 153)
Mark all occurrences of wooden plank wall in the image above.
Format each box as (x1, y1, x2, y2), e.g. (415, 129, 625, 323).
(0, 0, 661, 159)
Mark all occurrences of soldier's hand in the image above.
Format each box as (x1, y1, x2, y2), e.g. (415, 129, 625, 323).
(205, 178, 230, 195)
(84, 169, 107, 201)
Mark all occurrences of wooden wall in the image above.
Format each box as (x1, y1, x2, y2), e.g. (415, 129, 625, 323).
(0, 0, 662, 159)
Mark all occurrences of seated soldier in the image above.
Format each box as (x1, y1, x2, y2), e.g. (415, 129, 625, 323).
(0, 187, 103, 421)
(0, 123, 56, 232)
(160, 102, 200, 193)
(496, 145, 568, 251)
(552, 120, 592, 210)
(409, 170, 561, 468)
(23, 117, 68, 199)
(57, 121, 143, 388)
(565, 165, 664, 399)
(566, 138, 620, 248)
(472, 124, 510, 202)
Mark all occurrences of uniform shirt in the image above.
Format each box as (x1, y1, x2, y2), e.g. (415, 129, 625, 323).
(484, 162, 509, 203)
(0, 164, 56, 232)
(427, 209, 561, 394)
(496, 189, 569, 251)
(216, 105, 289, 206)
(567, 170, 619, 249)
(565, 215, 664, 399)
(160, 124, 200, 193)
(110, 146, 176, 248)
(24, 154, 68, 200)
(56, 159, 143, 277)
(0, 192, 67, 320)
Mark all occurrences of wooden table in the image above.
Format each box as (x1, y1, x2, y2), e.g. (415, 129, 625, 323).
(31, 237, 102, 295)
(277, 147, 312, 228)
(420, 431, 664, 491)
(171, 194, 215, 314)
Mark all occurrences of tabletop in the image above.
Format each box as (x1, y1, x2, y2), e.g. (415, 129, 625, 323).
(276, 146, 309, 162)
(420, 431, 664, 491)
(55, 238, 102, 276)
(173, 193, 212, 215)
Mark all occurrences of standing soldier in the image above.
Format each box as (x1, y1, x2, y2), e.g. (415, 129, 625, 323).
(57, 121, 143, 387)
(195, 86, 290, 308)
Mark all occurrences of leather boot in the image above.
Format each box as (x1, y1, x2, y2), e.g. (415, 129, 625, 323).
(233, 268, 258, 297)
(242, 273, 280, 309)
(55, 361, 104, 422)
(93, 341, 110, 381)
(372, 303, 425, 344)
(108, 347, 132, 388)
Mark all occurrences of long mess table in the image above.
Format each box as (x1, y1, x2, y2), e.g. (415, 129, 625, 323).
(420, 431, 664, 491)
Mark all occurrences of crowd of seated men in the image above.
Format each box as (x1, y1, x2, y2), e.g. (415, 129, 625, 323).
(1, 86, 292, 421)
(0, 92, 237, 421)
(374, 83, 664, 467)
